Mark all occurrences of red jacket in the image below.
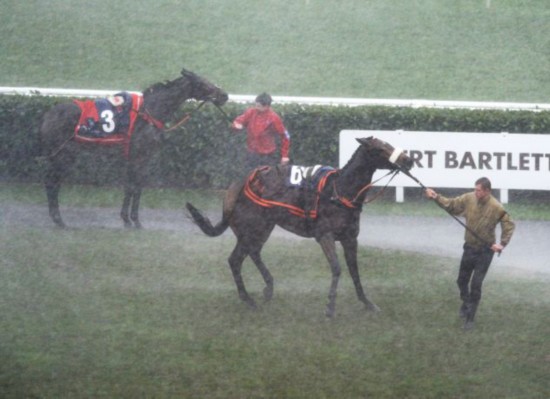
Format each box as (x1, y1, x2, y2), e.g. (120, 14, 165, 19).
(233, 107, 290, 157)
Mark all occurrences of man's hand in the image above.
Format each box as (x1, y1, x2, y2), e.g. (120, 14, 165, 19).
(425, 188, 438, 200)
(232, 122, 243, 130)
(281, 157, 290, 165)
(491, 243, 504, 253)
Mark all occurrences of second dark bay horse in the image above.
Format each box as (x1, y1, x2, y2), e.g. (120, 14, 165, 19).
(40, 68, 228, 228)
(186, 137, 414, 317)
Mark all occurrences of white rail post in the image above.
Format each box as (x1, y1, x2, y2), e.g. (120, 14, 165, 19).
(396, 187, 404, 202)
(500, 189, 509, 204)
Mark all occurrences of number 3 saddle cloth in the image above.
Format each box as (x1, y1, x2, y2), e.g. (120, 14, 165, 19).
(73, 92, 143, 156)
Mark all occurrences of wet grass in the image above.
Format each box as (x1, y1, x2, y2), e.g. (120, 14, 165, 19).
(1, 182, 549, 221)
(1, 1, 549, 102)
(0, 182, 225, 211)
(1, 225, 548, 398)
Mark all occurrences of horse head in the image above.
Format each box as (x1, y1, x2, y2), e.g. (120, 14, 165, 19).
(356, 136, 414, 172)
(181, 68, 228, 106)
(141, 69, 229, 120)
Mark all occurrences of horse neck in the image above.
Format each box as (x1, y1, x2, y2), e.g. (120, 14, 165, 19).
(335, 148, 380, 202)
(336, 163, 376, 202)
(143, 86, 191, 120)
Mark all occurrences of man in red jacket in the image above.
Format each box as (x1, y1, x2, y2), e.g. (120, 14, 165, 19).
(232, 92, 290, 171)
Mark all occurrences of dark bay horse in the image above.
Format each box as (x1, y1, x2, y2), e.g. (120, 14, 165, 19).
(40, 68, 228, 228)
(186, 137, 414, 317)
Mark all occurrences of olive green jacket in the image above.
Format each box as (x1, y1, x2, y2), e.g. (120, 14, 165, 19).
(435, 192, 515, 249)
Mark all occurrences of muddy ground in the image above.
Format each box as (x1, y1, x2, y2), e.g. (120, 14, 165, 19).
(2, 203, 549, 280)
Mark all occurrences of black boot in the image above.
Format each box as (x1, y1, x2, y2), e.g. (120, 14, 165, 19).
(463, 302, 479, 331)
(459, 302, 468, 319)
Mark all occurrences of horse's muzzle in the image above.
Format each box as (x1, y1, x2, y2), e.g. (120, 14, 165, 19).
(212, 93, 229, 106)
(390, 147, 414, 171)
(402, 157, 414, 171)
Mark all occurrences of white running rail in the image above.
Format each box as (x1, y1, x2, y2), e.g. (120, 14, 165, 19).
(2, 86, 550, 111)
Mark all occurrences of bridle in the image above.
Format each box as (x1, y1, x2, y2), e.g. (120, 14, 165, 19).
(137, 73, 226, 132)
(331, 147, 405, 208)
(136, 99, 209, 132)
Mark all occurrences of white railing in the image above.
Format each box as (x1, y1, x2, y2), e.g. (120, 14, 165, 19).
(2, 86, 550, 111)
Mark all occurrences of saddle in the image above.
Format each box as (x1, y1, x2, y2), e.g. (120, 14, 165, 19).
(244, 164, 336, 218)
(73, 92, 143, 157)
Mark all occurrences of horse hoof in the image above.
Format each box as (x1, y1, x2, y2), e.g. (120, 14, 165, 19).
(325, 306, 335, 318)
(240, 295, 257, 310)
(366, 303, 381, 313)
(50, 213, 66, 228)
(54, 220, 66, 229)
(133, 221, 143, 229)
(463, 320, 475, 331)
(263, 286, 273, 301)
(459, 303, 468, 319)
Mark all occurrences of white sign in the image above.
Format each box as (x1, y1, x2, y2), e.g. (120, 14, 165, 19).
(339, 130, 550, 191)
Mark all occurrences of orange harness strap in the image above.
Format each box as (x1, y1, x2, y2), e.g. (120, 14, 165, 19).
(243, 168, 337, 219)
(331, 170, 398, 208)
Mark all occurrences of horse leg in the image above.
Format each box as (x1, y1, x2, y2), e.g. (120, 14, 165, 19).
(245, 221, 275, 301)
(228, 241, 256, 309)
(317, 234, 341, 318)
(130, 186, 143, 229)
(45, 179, 65, 228)
(44, 153, 74, 228)
(121, 161, 134, 228)
(249, 249, 274, 302)
(341, 237, 380, 312)
(121, 187, 133, 228)
(121, 162, 142, 228)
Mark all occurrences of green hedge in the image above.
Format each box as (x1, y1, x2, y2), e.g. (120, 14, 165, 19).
(1, 95, 549, 188)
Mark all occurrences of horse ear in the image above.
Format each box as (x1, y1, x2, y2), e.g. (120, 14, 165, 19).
(181, 68, 199, 83)
(356, 136, 373, 145)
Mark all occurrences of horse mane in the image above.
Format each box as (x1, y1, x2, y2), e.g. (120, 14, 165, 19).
(341, 143, 369, 170)
(143, 79, 180, 95)
(337, 142, 380, 186)
(141, 76, 192, 117)
(343, 145, 362, 167)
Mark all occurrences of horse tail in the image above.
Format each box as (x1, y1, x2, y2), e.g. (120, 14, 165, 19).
(186, 202, 229, 237)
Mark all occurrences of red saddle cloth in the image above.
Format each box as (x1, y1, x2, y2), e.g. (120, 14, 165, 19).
(73, 92, 143, 158)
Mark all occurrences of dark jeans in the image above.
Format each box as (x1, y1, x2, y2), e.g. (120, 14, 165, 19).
(457, 243, 494, 305)
(234, 152, 279, 181)
(245, 152, 279, 171)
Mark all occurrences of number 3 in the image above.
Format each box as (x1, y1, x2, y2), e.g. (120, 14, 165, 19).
(100, 110, 116, 133)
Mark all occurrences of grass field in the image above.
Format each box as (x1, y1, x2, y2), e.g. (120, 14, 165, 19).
(2, 1, 550, 397)
(2, 182, 550, 221)
(2, 0, 550, 102)
(1, 183, 549, 396)
(1, 224, 549, 398)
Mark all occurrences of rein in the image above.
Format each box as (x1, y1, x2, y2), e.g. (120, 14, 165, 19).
(212, 102, 234, 124)
(401, 169, 499, 252)
(331, 146, 406, 208)
(136, 99, 208, 132)
(363, 170, 400, 204)
(48, 135, 75, 159)
(332, 170, 400, 208)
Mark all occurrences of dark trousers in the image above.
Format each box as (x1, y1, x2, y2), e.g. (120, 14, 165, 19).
(235, 152, 279, 181)
(457, 243, 494, 307)
(245, 152, 279, 171)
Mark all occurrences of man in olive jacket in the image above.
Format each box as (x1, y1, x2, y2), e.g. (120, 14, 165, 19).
(425, 177, 515, 330)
